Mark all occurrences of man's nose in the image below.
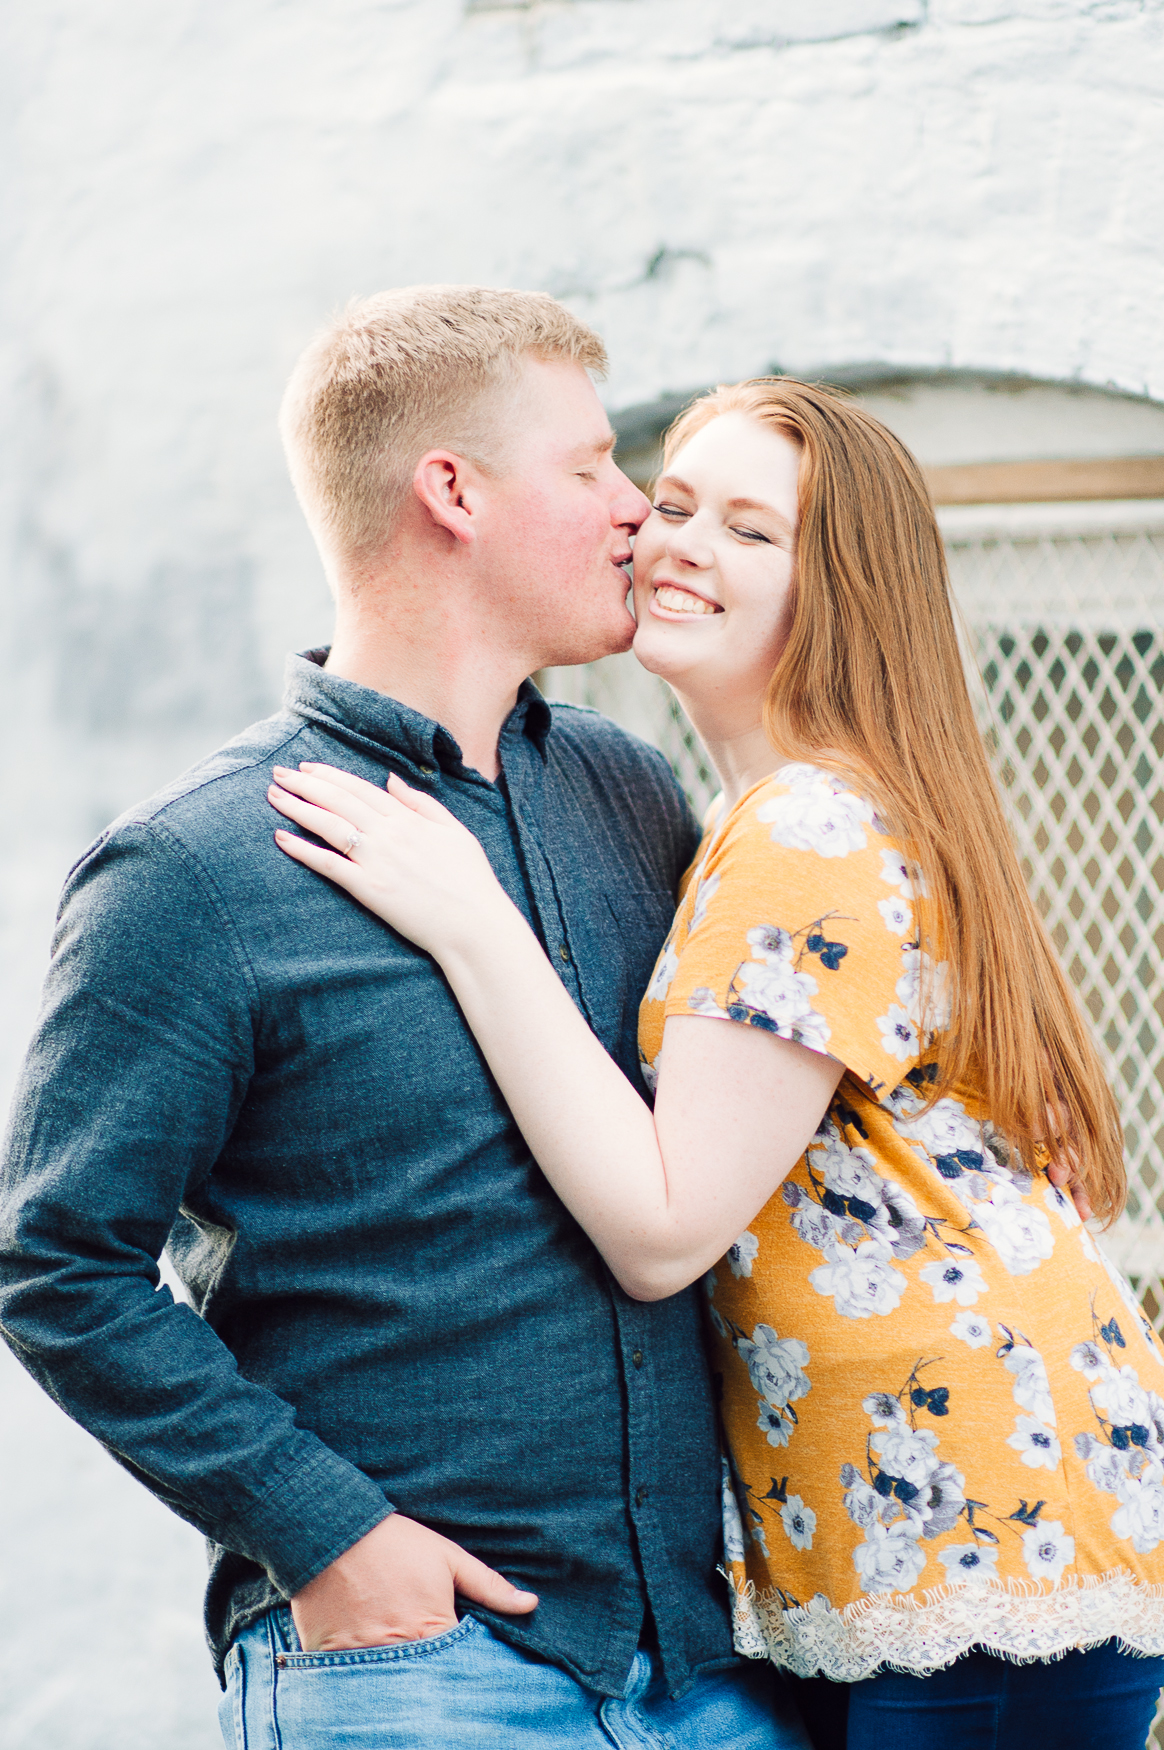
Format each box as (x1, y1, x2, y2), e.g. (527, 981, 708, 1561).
(611, 468, 652, 534)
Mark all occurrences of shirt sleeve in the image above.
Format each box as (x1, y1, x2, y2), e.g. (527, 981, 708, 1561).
(662, 774, 929, 1098)
(0, 820, 393, 1596)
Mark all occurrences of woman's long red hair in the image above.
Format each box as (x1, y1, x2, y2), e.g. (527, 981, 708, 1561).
(663, 378, 1125, 1222)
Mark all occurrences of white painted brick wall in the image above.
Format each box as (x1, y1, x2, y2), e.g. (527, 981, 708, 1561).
(1, 3, 1162, 1743)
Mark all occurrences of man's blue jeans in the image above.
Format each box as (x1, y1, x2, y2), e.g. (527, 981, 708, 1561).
(218, 1608, 812, 1749)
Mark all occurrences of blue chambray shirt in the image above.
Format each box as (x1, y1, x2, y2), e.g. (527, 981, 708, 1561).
(0, 651, 733, 1698)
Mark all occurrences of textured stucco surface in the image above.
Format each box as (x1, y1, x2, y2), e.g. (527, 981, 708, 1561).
(2, 3, 1163, 1744)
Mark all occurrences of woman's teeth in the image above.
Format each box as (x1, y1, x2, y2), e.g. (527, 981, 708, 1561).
(655, 584, 718, 615)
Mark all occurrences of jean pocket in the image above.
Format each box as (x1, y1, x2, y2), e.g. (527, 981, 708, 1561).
(276, 1614, 480, 1670)
(272, 1617, 486, 1747)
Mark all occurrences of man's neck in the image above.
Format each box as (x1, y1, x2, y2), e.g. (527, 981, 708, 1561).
(324, 599, 531, 784)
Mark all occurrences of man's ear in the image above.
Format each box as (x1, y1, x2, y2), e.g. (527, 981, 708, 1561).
(412, 450, 483, 547)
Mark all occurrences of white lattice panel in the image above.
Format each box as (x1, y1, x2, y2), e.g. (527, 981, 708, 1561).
(542, 501, 1164, 1334)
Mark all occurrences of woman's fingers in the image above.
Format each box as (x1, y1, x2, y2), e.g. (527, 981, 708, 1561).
(293, 763, 398, 814)
(275, 829, 370, 897)
(272, 766, 391, 830)
(268, 784, 382, 858)
(384, 772, 457, 824)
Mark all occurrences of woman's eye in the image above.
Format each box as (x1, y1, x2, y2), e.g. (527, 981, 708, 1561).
(653, 502, 689, 520)
(731, 526, 770, 543)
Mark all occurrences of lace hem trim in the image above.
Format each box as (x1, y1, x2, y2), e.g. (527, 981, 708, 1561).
(730, 1570, 1164, 1681)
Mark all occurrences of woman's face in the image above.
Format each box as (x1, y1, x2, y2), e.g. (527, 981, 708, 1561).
(631, 412, 801, 722)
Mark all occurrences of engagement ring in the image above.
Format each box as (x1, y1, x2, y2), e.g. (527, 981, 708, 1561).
(343, 829, 364, 857)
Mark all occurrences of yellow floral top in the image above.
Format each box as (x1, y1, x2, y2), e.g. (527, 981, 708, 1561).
(638, 763, 1164, 1680)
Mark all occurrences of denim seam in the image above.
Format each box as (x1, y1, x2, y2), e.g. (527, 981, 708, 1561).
(278, 1615, 481, 1669)
(265, 1609, 284, 1750)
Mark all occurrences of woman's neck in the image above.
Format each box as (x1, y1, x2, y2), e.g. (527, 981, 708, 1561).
(677, 697, 793, 812)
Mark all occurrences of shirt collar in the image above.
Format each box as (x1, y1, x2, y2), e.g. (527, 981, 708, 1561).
(282, 648, 553, 775)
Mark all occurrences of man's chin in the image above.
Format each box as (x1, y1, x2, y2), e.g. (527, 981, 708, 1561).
(541, 615, 637, 670)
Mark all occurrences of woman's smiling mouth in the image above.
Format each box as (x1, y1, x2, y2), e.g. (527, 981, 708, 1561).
(652, 582, 722, 617)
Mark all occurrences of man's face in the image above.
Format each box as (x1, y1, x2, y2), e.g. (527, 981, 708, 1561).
(480, 359, 651, 670)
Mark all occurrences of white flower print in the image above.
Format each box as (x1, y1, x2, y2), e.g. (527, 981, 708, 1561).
(756, 1402, 793, 1447)
(790, 1199, 837, 1250)
(951, 1309, 994, 1348)
(939, 1542, 1000, 1585)
(970, 1185, 1055, 1277)
(895, 1096, 983, 1161)
(810, 1239, 908, 1320)
(919, 1256, 988, 1306)
(686, 986, 727, 1019)
(877, 1004, 921, 1063)
(1111, 1474, 1164, 1554)
(1043, 1183, 1082, 1229)
(759, 770, 875, 859)
(1007, 1416, 1062, 1471)
(1074, 1433, 1131, 1497)
(869, 1422, 941, 1490)
(734, 928, 832, 1051)
(895, 949, 952, 1031)
(1070, 1341, 1109, 1382)
(877, 895, 914, 936)
(862, 1391, 907, 1428)
(820, 1142, 882, 1205)
(737, 1324, 812, 1416)
(689, 871, 720, 933)
(645, 941, 679, 1004)
(852, 1518, 928, 1595)
(921, 1462, 968, 1538)
(841, 1470, 883, 1531)
(727, 1230, 760, 1278)
(721, 1457, 747, 1564)
(1021, 1519, 1075, 1584)
(639, 1052, 660, 1094)
(1089, 1364, 1155, 1431)
(879, 846, 929, 899)
(781, 1495, 817, 1551)
(1004, 1344, 1057, 1425)
(1148, 1392, 1164, 1447)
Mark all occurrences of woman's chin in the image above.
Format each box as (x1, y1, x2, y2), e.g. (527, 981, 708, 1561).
(631, 624, 701, 684)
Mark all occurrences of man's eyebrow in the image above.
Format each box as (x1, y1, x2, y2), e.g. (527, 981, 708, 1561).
(570, 432, 617, 462)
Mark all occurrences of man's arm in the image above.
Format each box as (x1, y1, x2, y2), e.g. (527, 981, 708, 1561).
(0, 819, 533, 1646)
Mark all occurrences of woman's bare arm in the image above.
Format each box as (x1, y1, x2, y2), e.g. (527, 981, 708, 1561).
(268, 763, 843, 1299)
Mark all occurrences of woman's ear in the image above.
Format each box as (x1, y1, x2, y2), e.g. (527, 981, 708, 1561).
(412, 450, 480, 547)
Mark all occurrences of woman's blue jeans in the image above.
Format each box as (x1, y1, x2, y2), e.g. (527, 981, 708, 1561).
(218, 1607, 813, 1749)
(790, 1640, 1164, 1750)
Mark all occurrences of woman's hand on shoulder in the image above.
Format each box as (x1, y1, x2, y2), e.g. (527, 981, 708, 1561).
(268, 763, 511, 959)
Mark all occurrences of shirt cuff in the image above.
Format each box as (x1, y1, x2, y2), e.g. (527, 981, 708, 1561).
(228, 1443, 396, 1597)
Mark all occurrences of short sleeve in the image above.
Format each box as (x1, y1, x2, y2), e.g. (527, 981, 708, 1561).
(658, 765, 936, 1100)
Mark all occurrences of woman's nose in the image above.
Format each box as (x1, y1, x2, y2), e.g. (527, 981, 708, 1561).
(666, 517, 712, 568)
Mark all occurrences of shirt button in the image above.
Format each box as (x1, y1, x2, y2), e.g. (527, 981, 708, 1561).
(632, 1349, 643, 1369)
(558, 944, 570, 962)
(635, 1486, 649, 1507)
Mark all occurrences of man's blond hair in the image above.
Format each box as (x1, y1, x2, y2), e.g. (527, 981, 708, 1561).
(279, 285, 607, 559)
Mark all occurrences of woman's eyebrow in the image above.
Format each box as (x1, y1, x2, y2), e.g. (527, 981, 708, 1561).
(654, 473, 693, 495)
